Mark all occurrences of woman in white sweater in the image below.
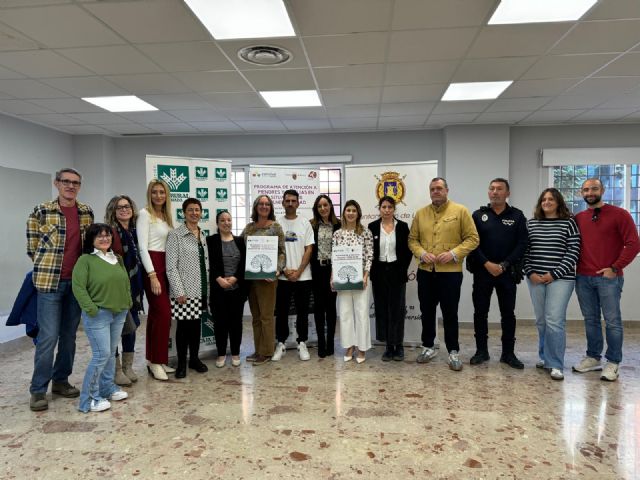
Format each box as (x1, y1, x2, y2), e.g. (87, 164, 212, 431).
(137, 179, 174, 381)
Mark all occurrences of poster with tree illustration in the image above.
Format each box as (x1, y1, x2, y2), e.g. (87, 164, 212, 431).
(245, 236, 278, 279)
(332, 245, 363, 290)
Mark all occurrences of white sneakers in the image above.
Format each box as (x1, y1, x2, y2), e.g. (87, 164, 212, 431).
(90, 398, 111, 412)
(272, 342, 286, 361)
(298, 342, 310, 361)
(601, 362, 619, 381)
(110, 390, 128, 401)
(550, 368, 564, 381)
(572, 356, 602, 373)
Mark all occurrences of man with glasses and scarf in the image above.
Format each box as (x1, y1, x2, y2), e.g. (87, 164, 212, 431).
(26, 168, 94, 410)
(572, 178, 639, 381)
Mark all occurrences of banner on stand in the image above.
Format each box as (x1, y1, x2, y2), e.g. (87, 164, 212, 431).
(146, 155, 232, 356)
(345, 161, 438, 345)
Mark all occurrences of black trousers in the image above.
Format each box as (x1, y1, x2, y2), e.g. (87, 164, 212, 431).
(417, 269, 462, 353)
(372, 262, 406, 346)
(311, 264, 337, 354)
(275, 280, 311, 343)
(175, 320, 201, 361)
(212, 287, 246, 356)
(472, 270, 517, 353)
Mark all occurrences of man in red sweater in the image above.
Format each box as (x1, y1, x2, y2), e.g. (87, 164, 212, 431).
(572, 178, 640, 381)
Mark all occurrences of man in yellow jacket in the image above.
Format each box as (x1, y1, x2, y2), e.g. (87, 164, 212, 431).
(408, 177, 479, 371)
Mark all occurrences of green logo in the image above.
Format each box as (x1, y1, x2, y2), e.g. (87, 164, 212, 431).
(195, 167, 208, 180)
(215, 188, 228, 201)
(196, 188, 209, 201)
(157, 165, 189, 192)
(202, 229, 210, 237)
(215, 168, 227, 181)
(176, 209, 185, 222)
(216, 208, 227, 216)
(201, 209, 210, 221)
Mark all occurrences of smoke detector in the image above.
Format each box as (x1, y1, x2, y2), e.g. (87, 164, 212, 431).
(237, 45, 292, 66)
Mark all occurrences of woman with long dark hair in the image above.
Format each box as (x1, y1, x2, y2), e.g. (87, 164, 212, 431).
(310, 194, 340, 358)
(524, 188, 580, 381)
(368, 196, 412, 361)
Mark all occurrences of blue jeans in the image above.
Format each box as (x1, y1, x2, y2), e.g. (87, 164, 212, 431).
(527, 278, 574, 370)
(30, 280, 81, 394)
(78, 308, 127, 413)
(575, 275, 624, 364)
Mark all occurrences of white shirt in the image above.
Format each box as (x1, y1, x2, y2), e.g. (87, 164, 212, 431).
(379, 220, 398, 263)
(91, 248, 118, 265)
(278, 215, 314, 281)
(136, 208, 172, 273)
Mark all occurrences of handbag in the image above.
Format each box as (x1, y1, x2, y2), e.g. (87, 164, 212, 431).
(121, 311, 137, 336)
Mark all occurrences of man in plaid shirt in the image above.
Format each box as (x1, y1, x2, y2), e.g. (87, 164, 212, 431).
(27, 168, 93, 411)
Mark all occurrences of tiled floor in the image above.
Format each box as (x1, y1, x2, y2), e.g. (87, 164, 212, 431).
(1, 320, 639, 479)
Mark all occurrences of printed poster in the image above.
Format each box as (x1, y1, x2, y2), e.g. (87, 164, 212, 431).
(245, 236, 279, 280)
(332, 245, 364, 291)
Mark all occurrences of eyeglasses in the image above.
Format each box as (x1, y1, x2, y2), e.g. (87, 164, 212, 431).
(58, 179, 81, 188)
(96, 234, 112, 239)
(116, 205, 132, 211)
(591, 207, 601, 222)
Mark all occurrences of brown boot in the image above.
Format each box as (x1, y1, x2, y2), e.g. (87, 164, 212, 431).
(115, 355, 132, 386)
(121, 352, 138, 383)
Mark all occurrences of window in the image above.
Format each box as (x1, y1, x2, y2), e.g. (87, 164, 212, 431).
(552, 164, 640, 233)
(319, 167, 342, 218)
(230, 169, 248, 235)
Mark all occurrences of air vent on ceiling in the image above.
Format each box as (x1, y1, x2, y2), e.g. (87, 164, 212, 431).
(237, 45, 292, 66)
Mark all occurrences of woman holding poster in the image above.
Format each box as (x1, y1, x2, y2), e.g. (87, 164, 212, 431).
(331, 200, 373, 364)
(241, 195, 285, 366)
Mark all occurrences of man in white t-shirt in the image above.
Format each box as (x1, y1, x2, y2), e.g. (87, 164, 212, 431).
(272, 190, 314, 361)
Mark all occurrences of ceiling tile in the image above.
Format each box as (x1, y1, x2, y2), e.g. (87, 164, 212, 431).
(452, 57, 538, 82)
(0, 79, 68, 98)
(57, 46, 163, 75)
(69, 112, 130, 124)
(143, 123, 199, 134)
(84, 0, 209, 43)
(571, 108, 640, 122)
(189, 121, 243, 133)
(392, 0, 496, 29)
(21, 113, 80, 125)
(468, 24, 571, 58)
(551, 20, 640, 55)
(379, 102, 435, 116)
(0, 65, 24, 79)
(585, 0, 640, 20)
(381, 84, 446, 103)
(168, 109, 228, 122)
(60, 125, 111, 135)
(105, 73, 191, 95)
(0, 99, 53, 114)
(220, 38, 308, 70)
(201, 92, 264, 108)
(541, 94, 612, 110)
(0, 23, 40, 51)
(235, 120, 287, 132)
(432, 101, 491, 114)
(303, 33, 388, 66)
(522, 54, 618, 80)
(597, 52, 640, 76)
(596, 92, 640, 108)
(321, 87, 381, 106)
(522, 110, 585, 123)
(275, 107, 327, 120)
(116, 111, 180, 124)
(426, 113, 478, 124)
(219, 108, 277, 120)
(242, 68, 315, 90)
(0, 50, 92, 77)
(486, 97, 551, 112)
(388, 28, 478, 62)
(172, 71, 252, 93)
(291, 0, 392, 35)
(325, 104, 379, 117)
(566, 77, 640, 96)
(502, 78, 580, 98)
(378, 115, 427, 127)
(40, 76, 126, 97)
(138, 93, 209, 110)
(283, 119, 332, 130)
(0, 5, 125, 48)
(102, 123, 155, 134)
(384, 61, 458, 86)
(330, 117, 378, 128)
(314, 64, 385, 89)
(474, 111, 531, 123)
(30, 97, 104, 113)
(136, 42, 234, 72)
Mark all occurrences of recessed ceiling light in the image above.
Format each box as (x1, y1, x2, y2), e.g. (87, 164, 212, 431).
(82, 96, 158, 112)
(260, 90, 322, 108)
(441, 81, 513, 101)
(184, 0, 295, 40)
(489, 0, 597, 24)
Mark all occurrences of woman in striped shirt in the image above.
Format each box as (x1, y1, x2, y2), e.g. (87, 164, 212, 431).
(523, 188, 580, 381)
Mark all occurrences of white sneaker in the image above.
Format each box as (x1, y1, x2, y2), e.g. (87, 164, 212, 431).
(298, 341, 310, 361)
(572, 356, 602, 373)
(90, 398, 111, 412)
(601, 362, 619, 382)
(271, 342, 286, 361)
(550, 368, 564, 381)
(535, 360, 545, 369)
(110, 390, 128, 401)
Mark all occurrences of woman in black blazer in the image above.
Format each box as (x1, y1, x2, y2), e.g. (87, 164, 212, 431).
(310, 194, 341, 358)
(207, 211, 247, 368)
(368, 196, 412, 361)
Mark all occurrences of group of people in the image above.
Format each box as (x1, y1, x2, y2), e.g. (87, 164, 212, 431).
(24, 168, 639, 414)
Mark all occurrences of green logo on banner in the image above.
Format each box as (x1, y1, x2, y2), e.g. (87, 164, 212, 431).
(196, 188, 209, 201)
(216, 188, 228, 201)
(216, 208, 228, 217)
(158, 165, 189, 192)
(176, 209, 185, 222)
(195, 167, 208, 180)
(202, 229, 210, 237)
(201, 209, 210, 221)
(215, 168, 227, 181)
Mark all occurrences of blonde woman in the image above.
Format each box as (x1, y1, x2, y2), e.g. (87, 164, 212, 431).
(137, 180, 174, 381)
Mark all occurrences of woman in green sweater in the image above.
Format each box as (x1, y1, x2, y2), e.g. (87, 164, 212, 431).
(72, 223, 132, 413)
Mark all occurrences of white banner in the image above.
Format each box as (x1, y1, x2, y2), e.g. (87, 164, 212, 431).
(345, 161, 438, 345)
(249, 165, 320, 219)
(145, 155, 232, 355)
